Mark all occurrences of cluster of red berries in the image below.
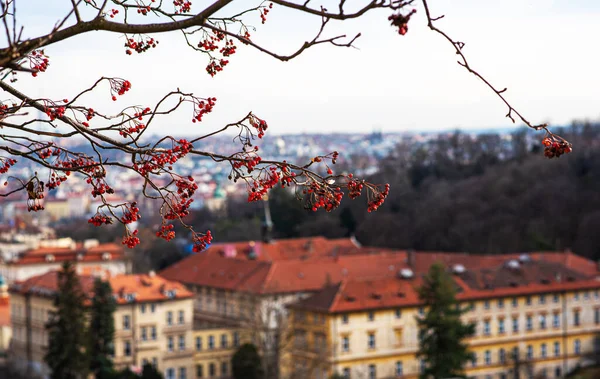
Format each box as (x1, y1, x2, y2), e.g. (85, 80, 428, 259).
(119, 122, 146, 137)
(164, 196, 193, 220)
(306, 182, 344, 212)
(248, 167, 280, 202)
(88, 213, 113, 226)
(542, 136, 572, 159)
(249, 115, 268, 138)
(87, 177, 115, 197)
(44, 104, 66, 121)
(81, 107, 95, 127)
(0, 103, 11, 121)
(192, 230, 212, 252)
(198, 31, 237, 76)
(109, 9, 119, 18)
(173, 0, 191, 13)
(156, 224, 176, 241)
(232, 154, 262, 173)
(192, 97, 216, 123)
(137, 5, 152, 15)
(46, 171, 68, 190)
(347, 174, 364, 199)
(278, 163, 296, 187)
(367, 184, 390, 212)
(175, 176, 198, 198)
(121, 202, 141, 224)
(125, 36, 157, 55)
(220, 40, 237, 57)
(109, 78, 132, 101)
(206, 59, 230, 77)
(0, 158, 16, 174)
(260, 3, 273, 24)
(122, 229, 140, 248)
(388, 9, 416, 35)
(28, 50, 49, 77)
(26, 181, 45, 212)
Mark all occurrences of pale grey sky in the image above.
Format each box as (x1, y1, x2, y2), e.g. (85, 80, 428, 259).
(8, 0, 600, 135)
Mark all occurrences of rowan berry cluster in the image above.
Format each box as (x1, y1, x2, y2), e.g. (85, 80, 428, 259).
(88, 213, 113, 226)
(124, 36, 157, 55)
(46, 171, 68, 190)
(156, 224, 175, 241)
(367, 184, 390, 212)
(388, 9, 416, 35)
(164, 196, 193, 220)
(347, 174, 363, 199)
(81, 107, 95, 127)
(119, 106, 151, 136)
(192, 230, 213, 252)
(191, 97, 216, 123)
(232, 154, 262, 173)
(220, 39, 237, 57)
(122, 229, 140, 248)
(175, 176, 198, 198)
(248, 167, 280, 202)
(87, 176, 115, 197)
(28, 50, 49, 77)
(121, 202, 141, 224)
(42, 100, 66, 121)
(206, 59, 229, 77)
(109, 78, 132, 101)
(136, 5, 152, 15)
(26, 181, 45, 212)
(173, 0, 191, 13)
(542, 136, 572, 159)
(109, 9, 119, 18)
(249, 114, 268, 138)
(0, 102, 15, 122)
(260, 3, 273, 24)
(306, 182, 344, 212)
(0, 158, 16, 174)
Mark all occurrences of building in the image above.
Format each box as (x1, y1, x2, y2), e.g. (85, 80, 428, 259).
(287, 252, 600, 379)
(0, 239, 130, 284)
(9, 271, 194, 378)
(193, 326, 249, 379)
(0, 275, 10, 363)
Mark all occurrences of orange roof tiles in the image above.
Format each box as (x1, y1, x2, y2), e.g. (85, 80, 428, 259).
(10, 271, 192, 304)
(5, 243, 126, 266)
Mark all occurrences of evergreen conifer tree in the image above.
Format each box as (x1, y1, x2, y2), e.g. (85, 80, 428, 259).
(44, 261, 89, 379)
(417, 262, 475, 379)
(89, 278, 117, 379)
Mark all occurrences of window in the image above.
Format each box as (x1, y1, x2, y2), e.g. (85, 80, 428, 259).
(150, 303, 156, 313)
(342, 368, 350, 379)
(539, 294, 546, 304)
(395, 309, 401, 319)
(595, 308, 600, 325)
(498, 298, 505, 309)
(526, 315, 533, 331)
(342, 336, 350, 352)
(233, 332, 240, 347)
(554, 341, 560, 357)
(196, 364, 203, 378)
(143, 358, 149, 366)
(123, 315, 131, 330)
(484, 300, 490, 310)
(209, 364, 215, 377)
(553, 313, 560, 328)
(178, 310, 184, 324)
(368, 333, 376, 349)
(179, 367, 186, 379)
(167, 311, 173, 326)
(469, 302, 475, 311)
(540, 314, 547, 329)
(499, 348, 506, 364)
(596, 290, 599, 300)
(208, 335, 215, 350)
(141, 304, 146, 313)
(526, 296, 532, 306)
(574, 310, 581, 326)
(483, 320, 490, 336)
(484, 350, 491, 365)
(585, 291, 590, 300)
(511, 297, 518, 307)
(152, 357, 158, 367)
(418, 307, 425, 316)
(541, 343, 547, 358)
(141, 327, 147, 341)
(178, 335, 185, 351)
(368, 365, 376, 379)
(512, 347, 519, 361)
(498, 318, 505, 334)
(553, 293, 560, 303)
(196, 337, 202, 351)
(367, 311, 374, 321)
(574, 339, 581, 354)
(221, 362, 228, 376)
(166, 368, 175, 379)
(527, 345, 533, 359)
(124, 341, 131, 356)
(512, 317, 519, 333)
(395, 361, 403, 376)
(341, 314, 349, 324)
(555, 367, 562, 378)
(167, 336, 174, 352)
(471, 353, 477, 367)
(574, 292, 580, 301)
(150, 326, 157, 340)
(221, 334, 228, 348)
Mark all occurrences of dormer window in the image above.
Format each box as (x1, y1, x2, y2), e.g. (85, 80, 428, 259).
(125, 293, 137, 302)
(45, 254, 55, 262)
(102, 252, 112, 261)
(165, 290, 177, 299)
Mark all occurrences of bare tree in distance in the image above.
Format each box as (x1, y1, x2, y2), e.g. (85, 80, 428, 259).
(0, 0, 569, 249)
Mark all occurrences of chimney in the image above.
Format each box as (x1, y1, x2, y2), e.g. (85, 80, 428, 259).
(261, 195, 273, 243)
(407, 249, 415, 268)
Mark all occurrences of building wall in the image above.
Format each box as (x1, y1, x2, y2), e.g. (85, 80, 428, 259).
(290, 290, 600, 379)
(192, 327, 249, 379)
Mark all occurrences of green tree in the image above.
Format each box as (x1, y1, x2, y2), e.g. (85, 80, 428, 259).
(89, 278, 117, 379)
(232, 343, 264, 379)
(44, 261, 89, 379)
(140, 363, 163, 379)
(417, 262, 475, 379)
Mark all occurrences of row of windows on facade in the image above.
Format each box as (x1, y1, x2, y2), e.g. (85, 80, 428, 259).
(195, 362, 229, 378)
(339, 353, 572, 379)
(122, 310, 186, 330)
(336, 292, 600, 324)
(164, 366, 187, 379)
(470, 340, 582, 367)
(194, 333, 240, 351)
(477, 309, 599, 336)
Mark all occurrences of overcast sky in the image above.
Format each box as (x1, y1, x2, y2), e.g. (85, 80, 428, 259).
(8, 0, 600, 136)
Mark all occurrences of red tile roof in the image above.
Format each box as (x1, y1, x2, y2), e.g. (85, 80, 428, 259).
(4, 243, 126, 266)
(0, 296, 9, 326)
(9, 271, 192, 304)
